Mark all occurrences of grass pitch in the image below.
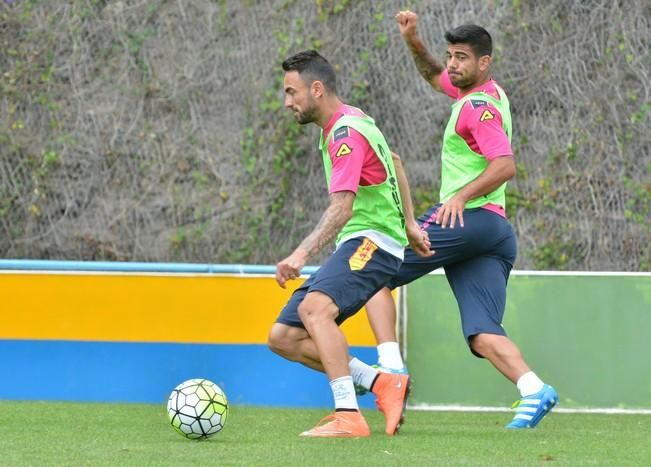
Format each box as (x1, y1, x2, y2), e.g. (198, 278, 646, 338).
(0, 402, 649, 466)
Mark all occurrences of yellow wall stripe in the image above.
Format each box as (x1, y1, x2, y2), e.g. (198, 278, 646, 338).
(1, 272, 377, 346)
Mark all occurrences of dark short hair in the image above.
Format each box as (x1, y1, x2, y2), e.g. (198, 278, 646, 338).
(281, 50, 337, 94)
(444, 24, 492, 57)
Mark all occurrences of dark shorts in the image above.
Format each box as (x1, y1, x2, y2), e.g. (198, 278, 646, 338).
(388, 205, 517, 351)
(276, 237, 403, 329)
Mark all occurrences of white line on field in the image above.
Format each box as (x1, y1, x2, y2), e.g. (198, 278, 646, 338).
(408, 404, 651, 415)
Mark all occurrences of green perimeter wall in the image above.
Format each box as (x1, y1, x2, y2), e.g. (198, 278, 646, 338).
(405, 273, 651, 409)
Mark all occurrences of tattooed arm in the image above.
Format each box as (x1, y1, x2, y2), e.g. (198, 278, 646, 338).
(395, 10, 445, 92)
(275, 191, 355, 288)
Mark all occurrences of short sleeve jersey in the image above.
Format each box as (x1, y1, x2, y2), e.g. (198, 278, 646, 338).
(322, 104, 387, 194)
(438, 70, 513, 216)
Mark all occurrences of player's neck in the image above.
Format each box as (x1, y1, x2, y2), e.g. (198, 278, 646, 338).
(315, 96, 344, 129)
(458, 74, 491, 96)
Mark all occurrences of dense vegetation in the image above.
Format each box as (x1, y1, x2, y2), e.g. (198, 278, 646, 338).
(1, 0, 649, 270)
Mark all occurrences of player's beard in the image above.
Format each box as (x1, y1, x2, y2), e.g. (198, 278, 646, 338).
(294, 98, 318, 125)
(449, 68, 479, 89)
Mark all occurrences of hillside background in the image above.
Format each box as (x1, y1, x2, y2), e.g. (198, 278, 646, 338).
(1, 0, 649, 270)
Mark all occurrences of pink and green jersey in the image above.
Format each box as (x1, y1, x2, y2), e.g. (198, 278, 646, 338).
(438, 70, 513, 217)
(319, 104, 407, 259)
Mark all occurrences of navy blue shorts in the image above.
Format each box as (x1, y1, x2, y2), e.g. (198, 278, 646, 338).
(276, 237, 402, 328)
(388, 205, 517, 349)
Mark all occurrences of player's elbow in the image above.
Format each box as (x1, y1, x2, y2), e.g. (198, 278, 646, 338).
(341, 205, 353, 223)
(498, 156, 516, 180)
(504, 164, 516, 181)
(430, 76, 444, 92)
(329, 191, 355, 226)
(505, 162, 516, 180)
(335, 193, 355, 221)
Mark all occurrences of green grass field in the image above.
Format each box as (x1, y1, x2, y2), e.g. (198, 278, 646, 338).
(0, 402, 649, 466)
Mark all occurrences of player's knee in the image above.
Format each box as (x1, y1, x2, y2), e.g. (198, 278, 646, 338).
(470, 333, 513, 359)
(267, 324, 298, 359)
(296, 302, 311, 323)
(297, 298, 336, 329)
(469, 333, 490, 357)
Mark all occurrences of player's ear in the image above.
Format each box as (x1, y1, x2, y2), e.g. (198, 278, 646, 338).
(479, 55, 491, 72)
(311, 80, 325, 99)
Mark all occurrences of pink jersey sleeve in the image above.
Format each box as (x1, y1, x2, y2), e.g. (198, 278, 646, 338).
(457, 101, 513, 160)
(327, 126, 371, 194)
(438, 69, 459, 99)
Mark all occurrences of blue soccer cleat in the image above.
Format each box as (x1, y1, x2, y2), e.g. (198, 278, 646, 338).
(355, 364, 408, 396)
(354, 383, 369, 396)
(506, 384, 558, 429)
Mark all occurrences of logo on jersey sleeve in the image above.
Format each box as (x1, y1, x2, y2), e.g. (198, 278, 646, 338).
(479, 109, 495, 122)
(333, 126, 349, 141)
(335, 143, 352, 158)
(348, 238, 378, 271)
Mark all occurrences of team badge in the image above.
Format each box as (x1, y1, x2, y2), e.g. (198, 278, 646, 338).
(348, 238, 378, 271)
(335, 143, 352, 158)
(333, 126, 349, 141)
(479, 109, 495, 122)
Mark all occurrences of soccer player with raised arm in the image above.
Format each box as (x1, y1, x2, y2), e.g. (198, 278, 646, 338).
(267, 50, 430, 437)
(364, 11, 558, 429)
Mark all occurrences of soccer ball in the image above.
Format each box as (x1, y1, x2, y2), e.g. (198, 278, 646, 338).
(167, 378, 229, 439)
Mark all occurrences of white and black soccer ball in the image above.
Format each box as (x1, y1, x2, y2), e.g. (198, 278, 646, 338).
(167, 378, 229, 439)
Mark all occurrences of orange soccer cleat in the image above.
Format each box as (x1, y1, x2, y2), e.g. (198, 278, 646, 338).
(299, 410, 371, 438)
(372, 372, 411, 435)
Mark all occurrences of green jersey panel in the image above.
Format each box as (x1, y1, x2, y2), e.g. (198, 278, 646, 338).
(440, 84, 512, 210)
(319, 114, 408, 247)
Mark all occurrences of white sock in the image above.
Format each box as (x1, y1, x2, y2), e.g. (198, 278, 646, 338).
(330, 376, 359, 410)
(348, 358, 379, 390)
(377, 342, 404, 370)
(516, 371, 544, 397)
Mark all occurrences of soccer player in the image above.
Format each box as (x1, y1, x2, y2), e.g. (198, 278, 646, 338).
(267, 50, 430, 437)
(363, 11, 558, 429)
